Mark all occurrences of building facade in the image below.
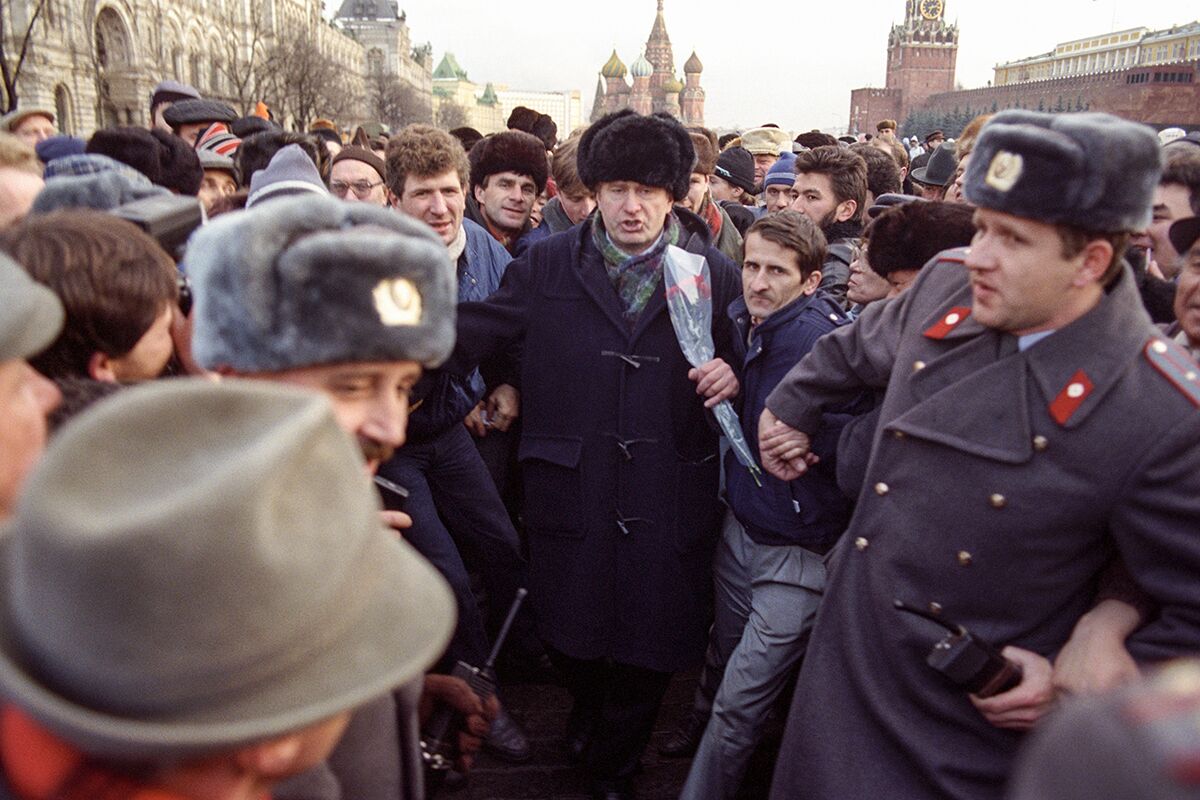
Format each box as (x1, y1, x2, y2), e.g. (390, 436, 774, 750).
(1, 0, 432, 135)
(589, 0, 705, 127)
(850, 3, 1200, 134)
(431, 52, 584, 136)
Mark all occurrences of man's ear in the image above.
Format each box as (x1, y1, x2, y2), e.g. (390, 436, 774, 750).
(1076, 239, 1116, 286)
(835, 198, 858, 223)
(88, 352, 118, 383)
(803, 270, 823, 296)
(386, 188, 399, 207)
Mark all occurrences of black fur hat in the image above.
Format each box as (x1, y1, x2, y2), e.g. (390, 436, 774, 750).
(506, 106, 539, 132)
(531, 114, 558, 150)
(468, 131, 548, 193)
(577, 110, 695, 200)
(85, 127, 202, 196)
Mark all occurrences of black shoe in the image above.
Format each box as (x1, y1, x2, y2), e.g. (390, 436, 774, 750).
(657, 709, 708, 758)
(590, 778, 634, 800)
(563, 706, 597, 764)
(485, 707, 533, 763)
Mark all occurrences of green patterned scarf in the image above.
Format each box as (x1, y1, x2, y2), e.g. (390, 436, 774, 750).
(591, 213, 682, 327)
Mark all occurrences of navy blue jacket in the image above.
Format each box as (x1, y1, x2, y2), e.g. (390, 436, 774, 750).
(406, 219, 511, 443)
(448, 209, 741, 672)
(725, 292, 856, 551)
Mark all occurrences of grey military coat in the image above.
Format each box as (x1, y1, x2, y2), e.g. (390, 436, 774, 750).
(765, 251, 1200, 800)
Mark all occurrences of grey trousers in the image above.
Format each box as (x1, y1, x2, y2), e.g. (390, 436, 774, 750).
(679, 511, 825, 800)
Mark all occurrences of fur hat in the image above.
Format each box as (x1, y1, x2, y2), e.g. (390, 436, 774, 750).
(795, 131, 839, 151)
(689, 131, 718, 175)
(876, 119, 897, 132)
(449, 126, 483, 153)
(186, 194, 456, 372)
(85, 127, 203, 195)
(231, 116, 276, 138)
(715, 146, 755, 194)
(739, 126, 793, 157)
(531, 114, 559, 150)
(507, 106, 540, 133)
(31, 172, 169, 215)
(577, 110, 695, 200)
(963, 110, 1162, 233)
(469, 130, 549, 193)
(162, 99, 237, 129)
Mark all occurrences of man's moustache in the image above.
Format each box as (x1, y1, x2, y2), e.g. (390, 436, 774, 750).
(359, 436, 395, 464)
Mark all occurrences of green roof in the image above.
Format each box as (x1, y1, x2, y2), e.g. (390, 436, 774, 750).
(433, 52, 468, 81)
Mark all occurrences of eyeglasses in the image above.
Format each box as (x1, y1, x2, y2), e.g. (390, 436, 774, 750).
(330, 179, 385, 199)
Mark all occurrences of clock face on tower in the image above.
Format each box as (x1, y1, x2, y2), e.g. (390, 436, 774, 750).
(920, 0, 944, 20)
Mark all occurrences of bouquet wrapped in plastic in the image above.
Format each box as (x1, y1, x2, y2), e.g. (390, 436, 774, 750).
(663, 245, 764, 487)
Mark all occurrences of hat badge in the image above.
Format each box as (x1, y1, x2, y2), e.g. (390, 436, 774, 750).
(985, 151, 1024, 193)
(372, 278, 423, 327)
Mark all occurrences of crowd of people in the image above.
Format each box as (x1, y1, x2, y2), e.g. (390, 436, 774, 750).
(1, 75, 1200, 800)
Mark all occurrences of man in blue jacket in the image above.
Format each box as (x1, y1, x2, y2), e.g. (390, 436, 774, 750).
(680, 211, 854, 800)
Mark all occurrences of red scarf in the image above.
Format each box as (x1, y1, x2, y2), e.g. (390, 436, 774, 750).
(699, 194, 723, 240)
(0, 707, 268, 800)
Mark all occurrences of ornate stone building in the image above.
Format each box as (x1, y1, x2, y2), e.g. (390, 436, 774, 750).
(1, 0, 432, 135)
(589, 0, 705, 127)
(848, 0, 959, 135)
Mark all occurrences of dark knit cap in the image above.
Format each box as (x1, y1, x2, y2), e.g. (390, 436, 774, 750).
(162, 99, 237, 129)
(468, 131, 549, 193)
(577, 110, 695, 201)
(964, 110, 1161, 233)
(35, 136, 86, 164)
(449, 127, 483, 153)
(714, 146, 756, 194)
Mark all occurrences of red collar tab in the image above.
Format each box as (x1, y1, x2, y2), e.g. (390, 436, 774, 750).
(923, 306, 972, 340)
(1048, 369, 1094, 426)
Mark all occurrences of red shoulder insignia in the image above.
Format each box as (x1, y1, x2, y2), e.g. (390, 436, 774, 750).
(1145, 338, 1200, 409)
(923, 306, 972, 340)
(1048, 370, 1094, 426)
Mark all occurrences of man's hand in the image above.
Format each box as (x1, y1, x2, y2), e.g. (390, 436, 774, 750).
(970, 647, 1055, 731)
(420, 674, 500, 773)
(380, 509, 413, 533)
(757, 407, 818, 480)
(485, 384, 520, 432)
(1052, 600, 1142, 696)
(688, 358, 739, 408)
(464, 402, 488, 438)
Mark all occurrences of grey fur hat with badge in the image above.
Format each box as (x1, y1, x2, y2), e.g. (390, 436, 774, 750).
(577, 109, 696, 200)
(186, 194, 456, 372)
(964, 110, 1162, 233)
(0, 378, 454, 758)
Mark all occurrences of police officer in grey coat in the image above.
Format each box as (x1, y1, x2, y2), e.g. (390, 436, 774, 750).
(758, 111, 1200, 800)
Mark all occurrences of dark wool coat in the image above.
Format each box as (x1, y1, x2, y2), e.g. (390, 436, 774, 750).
(450, 209, 741, 672)
(765, 252, 1200, 800)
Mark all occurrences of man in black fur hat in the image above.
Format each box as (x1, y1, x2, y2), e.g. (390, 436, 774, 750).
(448, 110, 742, 800)
(466, 130, 548, 255)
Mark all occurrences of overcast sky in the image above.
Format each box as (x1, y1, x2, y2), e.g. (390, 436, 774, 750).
(348, 0, 1197, 132)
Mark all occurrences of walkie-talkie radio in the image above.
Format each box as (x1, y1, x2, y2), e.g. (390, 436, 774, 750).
(421, 588, 528, 774)
(893, 600, 1023, 698)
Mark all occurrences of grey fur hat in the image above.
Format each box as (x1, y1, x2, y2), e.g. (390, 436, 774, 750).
(31, 171, 169, 215)
(964, 111, 1162, 233)
(186, 194, 456, 372)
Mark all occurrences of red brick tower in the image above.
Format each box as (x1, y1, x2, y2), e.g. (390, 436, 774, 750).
(886, 0, 959, 117)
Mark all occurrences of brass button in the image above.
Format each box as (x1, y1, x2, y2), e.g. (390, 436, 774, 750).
(1032, 435, 1049, 452)
(958, 551, 973, 567)
(913, 360, 927, 372)
(928, 602, 943, 615)
(892, 430, 907, 440)
(989, 493, 1007, 509)
(855, 537, 870, 552)
(875, 482, 890, 496)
